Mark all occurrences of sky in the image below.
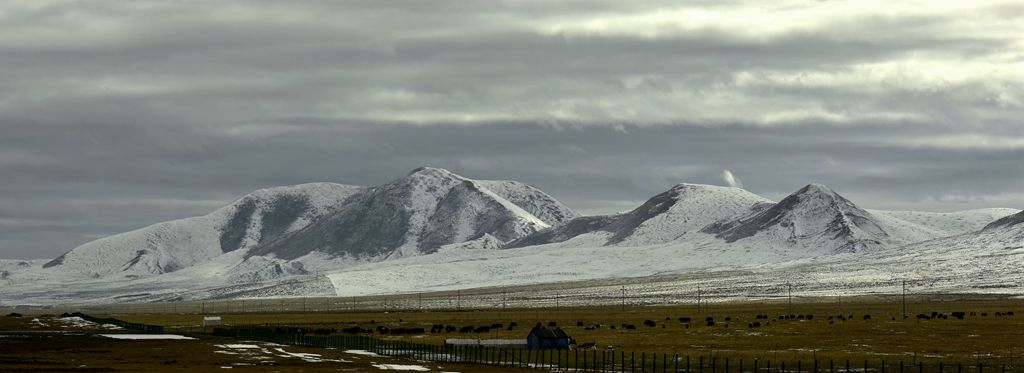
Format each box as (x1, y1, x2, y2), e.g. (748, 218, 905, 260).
(1, 0, 1022, 259)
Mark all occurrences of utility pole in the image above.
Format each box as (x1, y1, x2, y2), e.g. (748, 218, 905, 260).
(502, 289, 507, 311)
(902, 280, 907, 319)
(555, 291, 560, 309)
(457, 290, 461, 312)
(788, 283, 793, 316)
(697, 284, 701, 314)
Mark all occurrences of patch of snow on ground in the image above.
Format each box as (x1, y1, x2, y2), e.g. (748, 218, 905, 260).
(345, 349, 381, 357)
(216, 344, 260, 349)
(372, 364, 431, 371)
(273, 347, 349, 363)
(98, 334, 195, 340)
(59, 317, 123, 329)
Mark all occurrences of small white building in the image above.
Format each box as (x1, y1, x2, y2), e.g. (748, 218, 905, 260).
(202, 316, 222, 326)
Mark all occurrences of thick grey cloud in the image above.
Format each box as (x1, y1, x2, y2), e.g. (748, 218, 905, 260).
(0, 0, 1022, 259)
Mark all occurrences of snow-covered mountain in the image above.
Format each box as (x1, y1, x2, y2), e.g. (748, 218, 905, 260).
(507, 183, 771, 248)
(702, 184, 1018, 255)
(2, 171, 1020, 305)
(511, 182, 1017, 262)
(37, 167, 576, 284)
(705, 183, 899, 254)
(250, 167, 573, 260)
(42, 183, 364, 279)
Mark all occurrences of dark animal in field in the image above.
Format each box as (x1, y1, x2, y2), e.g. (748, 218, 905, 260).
(936, 314, 948, 320)
(706, 320, 715, 327)
(459, 326, 474, 333)
(643, 320, 656, 327)
(490, 323, 503, 329)
(705, 317, 714, 322)
(678, 317, 691, 323)
(780, 315, 789, 320)
(445, 325, 456, 333)
(430, 324, 444, 333)
(995, 312, 1004, 317)
(548, 321, 557, 327)
(797, 315, 804, 320)
(806, 315, 814, 320)
(510, 322, 518, 328)
(578, 342, 597, 350)
(931, 312, 939, 318)
(748, 322, 761, 328)
(1008, 312, 1015, 316)
(916, 314, 931, 320)
(755, 314, 768, 320)
(970, 312, 977, 316)
(665, 317, 671, 321)
(341, 326, 370, 334)
(725, 317, 732, 321)
(863, 315, 871, 320)
(610, 325, 616, 329)
(829, 320, 834, 325)
(951, 312, 966, 320)
(5, 312, 22, 318)
(981, 313, 988, 316)
(474, 326, 491, 333)
(577, 321, 585, 327)
(623, 324, 636, 330)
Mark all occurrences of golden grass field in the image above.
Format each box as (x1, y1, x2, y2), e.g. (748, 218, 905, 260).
(110, 295, 1024, 369)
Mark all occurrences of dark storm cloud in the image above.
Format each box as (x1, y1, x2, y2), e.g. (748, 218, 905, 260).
(0, 0, 1022, 258)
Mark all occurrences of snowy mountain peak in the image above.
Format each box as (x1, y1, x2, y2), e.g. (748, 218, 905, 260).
(706, 183, 890, 254)
(43, 182, 364, 277)
(249, 168, 569, 260)
(405, 166, 459, 179)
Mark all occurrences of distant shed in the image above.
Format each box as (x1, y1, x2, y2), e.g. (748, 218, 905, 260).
(527, 326, 572, 350)
(202, 316, 221, 326)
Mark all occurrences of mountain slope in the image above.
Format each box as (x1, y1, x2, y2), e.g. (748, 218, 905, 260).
(507, 183, 771, 248)
(39, 167, 577, 283)
(984, 210, 1024, 231)
(703, 183, 897, 254)
(251, 167, 566, 260)
(42, 183, 363, 279)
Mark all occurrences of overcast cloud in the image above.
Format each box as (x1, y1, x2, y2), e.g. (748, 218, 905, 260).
(1, 0, 1022, 259)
